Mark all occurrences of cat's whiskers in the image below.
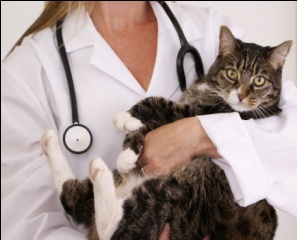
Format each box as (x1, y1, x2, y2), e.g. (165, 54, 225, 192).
(252, 108, 265, 119)
(206, 98, 226, 113)
(254, 105, 273, 118)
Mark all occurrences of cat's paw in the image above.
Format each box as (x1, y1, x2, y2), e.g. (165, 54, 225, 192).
(116, 148, 139, 173)
(41, 129, 58, 156)
(89, 156, 107, 181)
(113, 111, 143, 132)
(89, 156, 113, 187)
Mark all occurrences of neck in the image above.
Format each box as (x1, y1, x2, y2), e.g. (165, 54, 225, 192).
(90, 1, 155, 33)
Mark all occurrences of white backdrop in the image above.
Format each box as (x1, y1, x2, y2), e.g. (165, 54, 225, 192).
(1, 1, 297, 239)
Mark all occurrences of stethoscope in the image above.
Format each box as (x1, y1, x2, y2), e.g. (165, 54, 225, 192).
(56, 1, 204, 154)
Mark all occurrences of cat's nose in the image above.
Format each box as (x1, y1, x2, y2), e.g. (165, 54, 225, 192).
(237, 93, 246, 101)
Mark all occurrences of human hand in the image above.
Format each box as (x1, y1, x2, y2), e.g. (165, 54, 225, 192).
(157, 223, 170, 240)
(138, 117, 220, 175)
(157, 223, 211, 240)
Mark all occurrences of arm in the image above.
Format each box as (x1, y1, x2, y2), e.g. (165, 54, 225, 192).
(197, 82, 297, 218)
(139, 81, 297, 220)
(1, 54, 86, 239)
(138, 117, 220, 175)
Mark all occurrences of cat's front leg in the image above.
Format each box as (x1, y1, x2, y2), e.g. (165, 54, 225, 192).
(114, 97, 192, 134)
(113, 111, 147, 174)
(116, 123, 161, 174)
(114, 111, 144, 133)
(114, 97, 187, 174)
(114, 97, 178, 132)
(41, 129, 76, 194)
(89, 157, 124, 240)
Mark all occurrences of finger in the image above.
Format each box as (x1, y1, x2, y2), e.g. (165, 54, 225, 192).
(137, 153, 147, 167)
(141, 164, 160, 176)
(140, 164, 152, 176)
(157, 223, 170, 240)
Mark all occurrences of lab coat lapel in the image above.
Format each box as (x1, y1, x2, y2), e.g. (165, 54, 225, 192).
(63, 8, 146, 96)
(89, 38, 146, 96)
(145, 21, 180, 98)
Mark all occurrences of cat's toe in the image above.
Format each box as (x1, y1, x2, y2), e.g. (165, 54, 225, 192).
(89, 157, 114, 192)
(117, 148, 139, 173)
(41, 129, 57, 156)
(113, 111, 143, 132)
(89, 157, 105, 180)
(89, 156, 110, 182)
(113, 111, 130, 132)
(125, 117, 143, 131)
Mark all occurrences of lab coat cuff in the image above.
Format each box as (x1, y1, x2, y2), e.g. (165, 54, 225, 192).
(196, 113, 268, 206)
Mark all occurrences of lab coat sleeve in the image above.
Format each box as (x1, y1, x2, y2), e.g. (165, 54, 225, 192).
(1, 50, 86, 239)
(197, 81, 297, 219)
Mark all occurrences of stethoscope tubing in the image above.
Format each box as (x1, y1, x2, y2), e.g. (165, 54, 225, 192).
(158, 1, 204, 91)
(57, 18, 93, 154)
(56, 18, 79, 124)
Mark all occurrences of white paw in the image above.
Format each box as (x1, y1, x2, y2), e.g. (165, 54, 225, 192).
(113, 111, 143, 132)
(116, 148, 139, 173)
(41, 129, 58, 156)
(89, 157, 112, 186)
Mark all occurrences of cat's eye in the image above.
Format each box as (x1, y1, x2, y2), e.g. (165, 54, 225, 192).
(252, 76, 266, 87)
(226, 69, 238, 80)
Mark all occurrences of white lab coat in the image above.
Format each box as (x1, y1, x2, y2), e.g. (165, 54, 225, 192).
(1, 2, 297, 239)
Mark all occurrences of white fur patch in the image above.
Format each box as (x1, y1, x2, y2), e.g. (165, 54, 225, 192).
(226, 89, 251, 112)
(125, 117, 143, 131)
(227, 89, 240, 105)
(89, 156, 110, 182)
(116, 174, 147, 199)
(41, 129, 75, 194)
(117, 148, 139, 173)
(113, 111, 143, 132)
(196, 83, 210, 92)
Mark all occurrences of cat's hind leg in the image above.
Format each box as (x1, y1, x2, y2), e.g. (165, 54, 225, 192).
(89, 157, 124, 240)
(41, 129, 76, 194)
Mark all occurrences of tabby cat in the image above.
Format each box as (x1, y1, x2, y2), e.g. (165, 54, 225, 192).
(41, 25, 292, 240)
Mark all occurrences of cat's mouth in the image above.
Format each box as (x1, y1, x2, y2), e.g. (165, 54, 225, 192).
(225, 90, 258, 112)
(225, 95, 257, 112)
(228, 102, 255, 112)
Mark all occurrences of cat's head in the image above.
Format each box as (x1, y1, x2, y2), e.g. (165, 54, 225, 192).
(208, 25, 292, 116)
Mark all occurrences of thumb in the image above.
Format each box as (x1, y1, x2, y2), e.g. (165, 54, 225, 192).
(157, 223, 170, 240)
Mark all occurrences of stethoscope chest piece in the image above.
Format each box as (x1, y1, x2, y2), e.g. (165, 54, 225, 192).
(63, 123, 93, 154)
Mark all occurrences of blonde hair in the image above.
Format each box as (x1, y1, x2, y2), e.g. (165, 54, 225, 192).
(8, 1, 94, 56)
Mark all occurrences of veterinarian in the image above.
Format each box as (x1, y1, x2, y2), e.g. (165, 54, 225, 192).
(2, 1, 297, 239)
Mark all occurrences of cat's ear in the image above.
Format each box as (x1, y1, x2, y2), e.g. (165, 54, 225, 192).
(219, 25, 240, 55)
(267, 40, 293, 70)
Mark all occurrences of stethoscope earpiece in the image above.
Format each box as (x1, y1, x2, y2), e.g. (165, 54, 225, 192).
(158, 1, 204, 91)
(63, 123, 93, 154)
